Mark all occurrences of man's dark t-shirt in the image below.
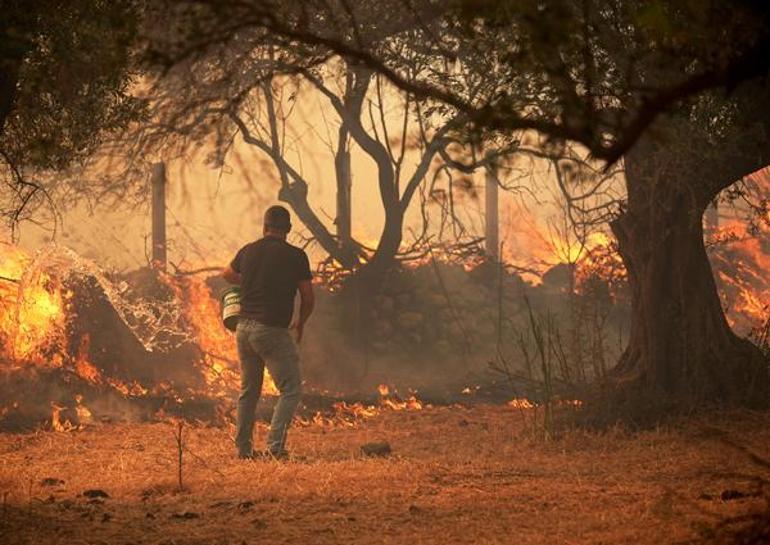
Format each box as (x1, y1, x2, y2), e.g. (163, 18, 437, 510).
(230, 237, 312, 328)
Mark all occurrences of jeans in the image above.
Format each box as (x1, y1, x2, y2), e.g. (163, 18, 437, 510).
(235, 319, 301, 457)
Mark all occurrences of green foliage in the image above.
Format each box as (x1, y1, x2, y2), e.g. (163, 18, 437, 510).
(1, 0, 144, 177)
(0, 0, 145, 231)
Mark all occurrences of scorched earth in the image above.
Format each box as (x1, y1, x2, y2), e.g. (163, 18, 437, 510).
(1, 405, 769, 545)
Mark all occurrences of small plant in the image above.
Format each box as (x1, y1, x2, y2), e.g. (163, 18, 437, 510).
(171, 419, 185, 492)
(491, 289, 610, 439)
(522, 296, 556, 439)
(490, 295, 560, 440)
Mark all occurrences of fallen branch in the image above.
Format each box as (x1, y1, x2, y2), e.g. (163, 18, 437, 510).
(173, 266, 224, 277)
(202, 350, 238, 369)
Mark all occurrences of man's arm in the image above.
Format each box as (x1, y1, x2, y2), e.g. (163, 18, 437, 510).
(221, 264, 241, 285)
(292, 280, 315, 343)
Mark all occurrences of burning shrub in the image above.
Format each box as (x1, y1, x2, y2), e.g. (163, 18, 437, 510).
(0, 245, 239, 430)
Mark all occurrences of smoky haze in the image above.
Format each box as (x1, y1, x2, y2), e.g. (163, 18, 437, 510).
(1, 82, 635, 398)
(11, 84, 599, 280)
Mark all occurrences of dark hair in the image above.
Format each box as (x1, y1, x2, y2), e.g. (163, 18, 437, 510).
(264, 205, 291, 233)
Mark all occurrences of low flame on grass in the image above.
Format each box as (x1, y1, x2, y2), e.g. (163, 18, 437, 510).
(508, 398, 583, 409)
(73, 334, 102, 384)
(50, 404, 73, 432)
(298, 385, 426, 427)
(74, 395, 93, 426)
(508, 398, 536, 409)
(378, 383, 424, 411)
(50, 395, 94, 432)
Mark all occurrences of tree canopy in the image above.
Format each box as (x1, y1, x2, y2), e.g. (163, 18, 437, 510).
(147, 0, 770, 164)
(0, 0, 143, 233)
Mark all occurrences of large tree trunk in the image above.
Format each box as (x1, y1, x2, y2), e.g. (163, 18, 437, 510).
(367, 207, 403, 274)
(611, 181, 766, 404)
(609, 113, 769, 409)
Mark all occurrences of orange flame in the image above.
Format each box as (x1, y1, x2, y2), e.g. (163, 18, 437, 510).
(73, 334, 102, 384)
(1, 244, 67, 363)
(708, 220, 770, 333)
(167, 274, 277, 396)
(1, 244, 274, 405)
(297, 385, 427, 428)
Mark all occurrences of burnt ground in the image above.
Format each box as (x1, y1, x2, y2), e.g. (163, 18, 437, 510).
(0, 405, 768, 545)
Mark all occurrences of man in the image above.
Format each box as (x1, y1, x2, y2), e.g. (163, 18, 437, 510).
(222, 205, 315, 460)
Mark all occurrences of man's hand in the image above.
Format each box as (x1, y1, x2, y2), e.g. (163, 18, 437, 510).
(290, 320, 305, 344)
(292, 280, 315, 344)
(222, 265, 241, 285)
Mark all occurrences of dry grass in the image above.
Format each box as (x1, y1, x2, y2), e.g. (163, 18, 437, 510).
(0, 405, 769, 545)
